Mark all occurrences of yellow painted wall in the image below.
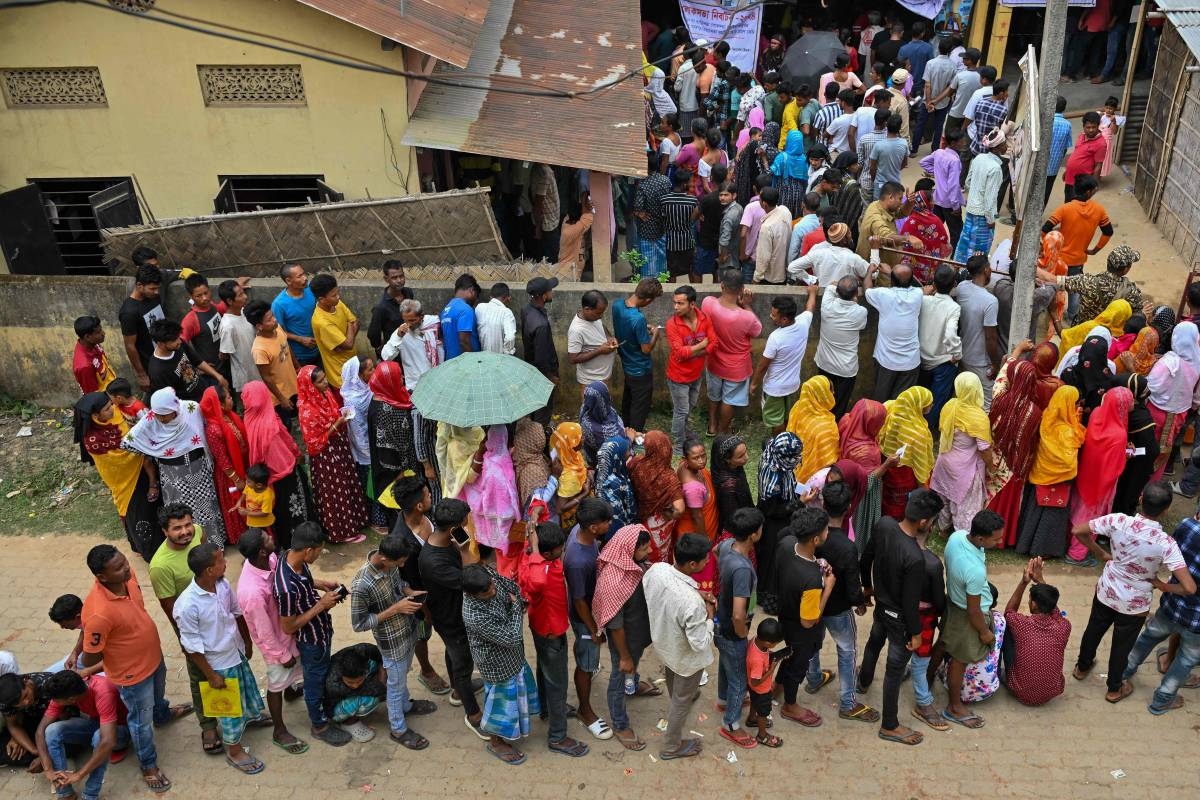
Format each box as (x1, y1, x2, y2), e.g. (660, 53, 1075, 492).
(0, 0, 416, 239)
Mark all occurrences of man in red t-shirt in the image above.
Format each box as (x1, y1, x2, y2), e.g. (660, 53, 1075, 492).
(72, 316, 116, 394)
(664, 285, 714, 452)
(1001, 559, 1071, 706)
(1061, 111, 1106, 202)
(35, 671, 129, 800)
(700, 269, 763, 434)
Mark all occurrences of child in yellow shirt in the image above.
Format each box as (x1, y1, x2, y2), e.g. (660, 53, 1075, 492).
(238, 463, 275, 530)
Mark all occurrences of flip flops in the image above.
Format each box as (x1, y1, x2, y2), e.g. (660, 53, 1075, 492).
(780, 706, 822, 727)
(272, 737, 310, 755)
(838, 703, 880, 723)
(1148, 696, 1185, 715)
(486, 743, 526, 765)
(548, 737, 590, 757)
(719, 726, 758, 748)
(615, 730, 646, 751)
(804, 670, 834, 695)
(1106, 682, 1134, 704)
(659, 738, 702, 760)
(878, 728, 924, 746)
(941, 709, 986, 728)
(417, 673, 451, 695)
(911, 706, 949, 731)
(226, 754, 266, 775)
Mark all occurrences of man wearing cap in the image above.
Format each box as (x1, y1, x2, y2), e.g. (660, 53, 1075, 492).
(787, 222, 871, 287)
(1037, 245, 1147, 328)
(520, 277, 560, 427)
(953, 128, 1005, 263)
(887, 69, 911, 144)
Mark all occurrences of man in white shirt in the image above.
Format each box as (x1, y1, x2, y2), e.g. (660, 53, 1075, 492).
(750, 290, 817, 433)
(816, 277, 869, 417)
(865, 263, 924, 402)
(643, 534, 714, 761)
(473, 283, 517, 355)
(380, 299, 443, 392)
(567, 290, 617, 385)
(787, 222, 870, 287)
(216, 280, 256, 398)
(918, 265, 962, 433)
(824, 91, 857, 156)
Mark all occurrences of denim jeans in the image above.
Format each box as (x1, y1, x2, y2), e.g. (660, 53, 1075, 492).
(382, 652, 414, 734)
(714, 633, 749, 728)
(909, 654, 935, 707)
(1122, 605, 1200, 711)
(740, 260, 755, 284)
(297, 639, 333, 727)
(533, 632, 571, 742)
(667, 378, 702, 453)
(912, 104, 949, 153)
(44, 716, 131, 800)
(857, 609, 914, 730)
(1101, 23, 1129, 79)
(806, 610, 858, 711)
(115, 659, 169, 770)
(605, 636, 647, 731)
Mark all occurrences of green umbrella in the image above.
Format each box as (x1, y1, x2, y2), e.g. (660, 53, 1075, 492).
(411, 351, 554, 427)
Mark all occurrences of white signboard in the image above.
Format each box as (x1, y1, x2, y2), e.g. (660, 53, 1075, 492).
(679, 0, 764, 75)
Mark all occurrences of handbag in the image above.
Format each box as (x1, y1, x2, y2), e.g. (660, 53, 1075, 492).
(1035, 482, 1069, 508)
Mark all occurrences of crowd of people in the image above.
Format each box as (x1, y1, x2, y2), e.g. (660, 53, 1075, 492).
(3, 9, 1199, 794)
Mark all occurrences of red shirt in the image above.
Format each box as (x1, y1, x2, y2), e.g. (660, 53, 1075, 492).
(746, 637, 776, 693)
(517, 549, 569, 638)
(1003, 610, 1071, 706)
(73, 341, 116, 393)
(665, 309, 714, 384)
(801, 228, 827, 257)
(45, 674, 128, 726)
(1062, 133, 1106, 186)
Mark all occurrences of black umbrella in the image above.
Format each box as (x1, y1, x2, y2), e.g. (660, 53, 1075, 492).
(781, 30, 844, 92)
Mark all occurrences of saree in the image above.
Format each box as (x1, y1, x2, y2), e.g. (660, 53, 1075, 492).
(877, 386, 935, 483)
(898, 190, 951, 285)
(1067, 387, 1134, 560)
(838, 398, 886, 471)
(436, 423, 486, 500)
(297, 365, 369, 543)
(786, 376, 840, 483)
(199, 387, 249, 545)
(597, 438, 639, 545)
(463, 427, 521, 550)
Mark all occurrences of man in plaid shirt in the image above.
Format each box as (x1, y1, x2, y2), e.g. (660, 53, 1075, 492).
(350, 535, 436, 749)
(970, 80, 1010, 155)
(705, 61, 734, 137)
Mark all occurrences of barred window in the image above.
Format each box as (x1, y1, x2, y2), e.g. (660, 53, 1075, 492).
(197, 65, 306, 107)
(1, 67, 107, 108)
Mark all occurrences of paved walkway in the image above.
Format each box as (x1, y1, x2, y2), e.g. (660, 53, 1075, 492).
(1, 534, 1196, 799)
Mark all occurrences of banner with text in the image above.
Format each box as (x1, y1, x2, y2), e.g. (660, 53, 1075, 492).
(679, 0, 763, 75)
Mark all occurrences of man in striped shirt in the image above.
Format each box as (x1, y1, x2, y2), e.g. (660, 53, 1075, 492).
(856, 108, 890, 203)
(812, 82, 842, 144)
(662, 170, 699, 280)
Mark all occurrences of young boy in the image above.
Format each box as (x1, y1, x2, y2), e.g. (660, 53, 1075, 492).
(717, 181, 743, 271)
(715, 508, 763, 748)
(749, 293, 817, 434)
(309, 274, 359, 389)
(180, 273, 224, 375)
(238, 464, 275, 532)
(46, 595, 101, 676)
(72, 316, 116, 394)
(147, 318, 227, 401)
(462, 563, 538, 765)
(217, 279, 256, 400)
(323, 644, 388, 742)
(745, 618, 786, 747)
(104, 378, 146, 426)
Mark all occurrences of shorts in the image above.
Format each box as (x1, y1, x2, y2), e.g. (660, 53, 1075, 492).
(265, 659, 304, 693)
(761, 392, 797, 428)
(941, 602, 994, 664)
(707, 374, 750, 407)
(668, 248, 695, 278)
(571, 620, 601, 674)
(748, 689, 774, 718)
(694, 245, 718, 275)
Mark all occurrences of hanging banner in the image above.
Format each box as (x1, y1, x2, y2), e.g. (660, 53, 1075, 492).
(679, 0, 764, 75)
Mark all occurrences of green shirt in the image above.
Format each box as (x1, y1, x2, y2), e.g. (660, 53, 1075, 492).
(148, 525, 203, 600)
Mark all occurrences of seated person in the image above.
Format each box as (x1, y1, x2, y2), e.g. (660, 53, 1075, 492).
(46, 595, 101, 676)
(34, 670, 130, 800)
(324, 643, 387, 742)
(936, 585, 1006, 704)
(1001, 557, 1071, 706)
(0, 671, 53, 770)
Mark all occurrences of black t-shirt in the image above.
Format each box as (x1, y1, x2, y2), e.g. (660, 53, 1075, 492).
(605, 581, 651, 654)
(859, 517, 925, 638)
(816, 526, 865, 617)
(186, 307, 223, 368)
(391, 514, 426, 591)
(773, 535, 825, 645)
(697, 191, 725, 249)
(873, 38, 903, 70)
(118, 295, 165, 366)
(147, 344, 205, 401)
(417, 541, 465, 634)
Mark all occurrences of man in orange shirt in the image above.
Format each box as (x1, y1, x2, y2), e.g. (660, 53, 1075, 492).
(81, 545, 191, 794)
(1040, 174, 1112, 324)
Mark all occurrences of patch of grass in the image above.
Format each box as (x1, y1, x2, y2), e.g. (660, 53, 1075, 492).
(0, 458, 123, 539)
(0, 393, 41, 421)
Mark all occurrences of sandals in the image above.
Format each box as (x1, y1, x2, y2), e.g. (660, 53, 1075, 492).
(614, 730, 646, 751)
(755, 732, 784, 748)
(659, 738, 702, 760)
(464, 715, 489, 741)
(418, 673, 451, 695)
(548, 737, 590, 757)
(486, 743, 526, 765)
(143, 770, 173, 793)
(746, 714, 773, 729)
(247, 713, 275, 728)
(162, 703, 194, 725)
(838, 703, 880, 723)
(202, 729, 224, 755)
(878, 728, 924, 746)
(780, 706, 822, 727)
(272, 736, 310, 755)
(941, 709, 986, 728)
(719, 726, 758, 748)
(1149, 695, 1185, 715)
(634, 680, 662, 697)
(911, 706, 950, 731)
(804, 669, 835, 695)
(585, 717, 614, 740)
(1071, 665, 1091, 681)
(1157, 648, 1170, 675)
(1105, 681, 1134, 704)
(407, 699, 437, 716)
(226, 754, 266, 775)
(390, 728, 429, 750)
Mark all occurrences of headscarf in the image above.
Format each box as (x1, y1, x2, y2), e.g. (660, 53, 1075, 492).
(786, 375, 840, 482)
(1125, 373, 1157, 441)
(1037, 230, 1067, 279)
(1151, 306, 1176, 355)
(551, 422, 587, 497)
(830, 459, 867, 520)
(833, 150, 858, 172)
(772, 129, 809, 180)
(1055, 326, 1112, 376)
(1028, 385, 1087, 485)
(596, 438, 638, 531)
(240, 382, 299, 482)
(627, 430, 682, 518)
(736, 106, 766, 150)
(122, 387, 208, 459)
(838, 399, 886, 470)
(462, 426, 520, 549)
(734, 122, 768, 205)
(1171, 321, 1200, 377)
(877, 386, 935, 483)
(1059, 299, 1133, 354)
(1117, 326, 1159, 376)
(713, 434, 753, 516)
(989, 361, 1042, 478)
(938, 372, 992, 452)
(296, 365, 343, 454)
(435, 423, 486, 499)
(1030, 341, 1065, 409)
(898, 189, 951, 282)
(592, 524, 649, 628)
(1148, 352, 1198, 413)
(512, 419, 551, 506)
(367, 359, 411, 409)
(646, 66, 676, 116)
(579, 382, 626, 458)
(199, 386, 248, 480)
(1075, 386, 1134, 507)
(340, 356, 374, 465)
(757, 432, 803, 502)
(73, 391, 116, 463)
(762, 121, 782, 166)
(1061, 335, 1115, 416)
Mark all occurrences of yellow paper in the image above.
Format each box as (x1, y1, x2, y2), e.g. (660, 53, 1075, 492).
(199, 677, 242, 718)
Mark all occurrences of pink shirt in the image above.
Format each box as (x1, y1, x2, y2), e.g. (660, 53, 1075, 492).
(236, 553, 300, 665)
(1090, 513, 1185, 616)
(701, 296, 763, 381)
(739, 197, 767, 258)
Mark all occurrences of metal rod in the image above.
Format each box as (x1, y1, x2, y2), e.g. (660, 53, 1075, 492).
(873, 245, 967, 268)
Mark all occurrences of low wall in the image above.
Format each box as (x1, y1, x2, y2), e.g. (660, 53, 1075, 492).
(0, 274, 880, 410)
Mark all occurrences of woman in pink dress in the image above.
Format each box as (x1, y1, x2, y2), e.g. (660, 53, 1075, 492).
(930, 373, 994, 532)
(463, 425, 521, 575)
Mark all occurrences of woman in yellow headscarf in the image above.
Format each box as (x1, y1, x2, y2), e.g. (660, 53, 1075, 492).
(1015, 385, 1087, 557)
(786, 375, 840, 483)
(877, 385, 935, 520)
(551, 421, 588, 529)
(1058, 298, 1133, 358)
(930, 373, 994, 531)
(435, 423, 485, 500)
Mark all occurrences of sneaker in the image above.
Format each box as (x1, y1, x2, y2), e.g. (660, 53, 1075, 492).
(311, 724, 352, 747)
(1172, 482, 1196, 499)
(338, 720, 376, 743)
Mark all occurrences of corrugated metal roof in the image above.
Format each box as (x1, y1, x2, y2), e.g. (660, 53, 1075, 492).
(401, 0, 646, 177)
(1156, 1, 1200, 59)
(296, 0, 489, 68)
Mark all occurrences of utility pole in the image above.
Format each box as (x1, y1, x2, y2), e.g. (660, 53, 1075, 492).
(1009, 0, 1069, 348)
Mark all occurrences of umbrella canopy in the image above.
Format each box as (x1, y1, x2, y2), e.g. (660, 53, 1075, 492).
(411, 351, 554, 427)
(781, 30, 845, 91)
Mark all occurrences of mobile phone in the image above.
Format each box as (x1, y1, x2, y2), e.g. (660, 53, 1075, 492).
(336, 584, 349, 599)
(774, 645, 794, 661)
(451, 527, 471, 546)
(410, 591, 428, 605)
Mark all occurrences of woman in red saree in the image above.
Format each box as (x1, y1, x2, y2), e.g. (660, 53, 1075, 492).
(985, 360, 1042, 547)
(296, 365, 369, 544)
(627, 430, 685, 565)
(837, 398, 886, 471)
(199, 385, 249, 545)
(898, 188, 950, 285)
